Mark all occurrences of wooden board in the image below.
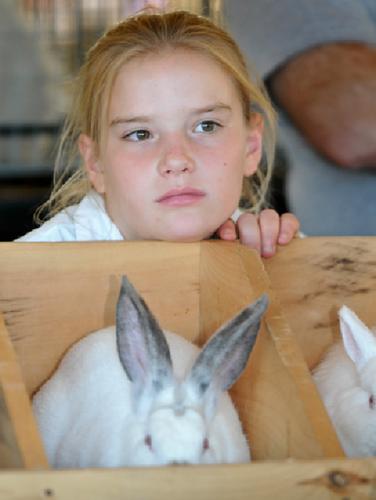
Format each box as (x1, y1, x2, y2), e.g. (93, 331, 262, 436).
(0, 241, 200, 396)
(199, 242, 343, 460)
(2, 237, 376, 483)
(0, 313, 48, 469)
(265, 237, 376, 369)
(0, 458, 375, 499)
(0, 240, 343, 467)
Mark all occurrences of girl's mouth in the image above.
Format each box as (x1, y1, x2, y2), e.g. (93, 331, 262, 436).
(156, 188, 206, 207)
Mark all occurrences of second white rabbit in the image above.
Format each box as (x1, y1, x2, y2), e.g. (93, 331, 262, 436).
(313, 305, 376, 457)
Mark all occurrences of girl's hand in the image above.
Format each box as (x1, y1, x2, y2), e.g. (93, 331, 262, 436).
(216, 209, 300, 258)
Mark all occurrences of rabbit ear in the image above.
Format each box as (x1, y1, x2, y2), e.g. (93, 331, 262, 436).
(339, 305, 376, 371)
(116, 276, 173, 393)
(186, 294, 268, 398)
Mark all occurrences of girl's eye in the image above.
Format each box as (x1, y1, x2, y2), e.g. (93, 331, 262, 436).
(124, 129, 151, 142)
(369, 395, 375, 409)
(195, 120, 221, 134)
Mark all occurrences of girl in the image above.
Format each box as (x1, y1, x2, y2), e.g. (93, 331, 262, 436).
(18, 9, 299, 256)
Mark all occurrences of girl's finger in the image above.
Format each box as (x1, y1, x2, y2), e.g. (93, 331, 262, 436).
(216, 218, 238, 241)
(278, 212, 300, 244)
(259, 209, 281, 257)
(236, 212, 261, 253)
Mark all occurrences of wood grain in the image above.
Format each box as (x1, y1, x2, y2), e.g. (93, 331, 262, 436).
(0, 313, 48, 469)
(237, 243, 343, 459)
(0, 458, 375, 499)
(265, 237, 376, 369)
(0, 237, 375, 486)
(0, 241, 200, 395)
(0, 381, 23, 468)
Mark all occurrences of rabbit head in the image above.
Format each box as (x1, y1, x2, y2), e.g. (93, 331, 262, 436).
(336, 305, 376, 456)
(116, 276, 268, 465)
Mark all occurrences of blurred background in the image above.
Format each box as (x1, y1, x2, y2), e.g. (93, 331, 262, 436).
(0, 0, 223, 240)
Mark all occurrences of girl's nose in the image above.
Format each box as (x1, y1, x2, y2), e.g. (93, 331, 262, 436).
(158, 146, 194, 176)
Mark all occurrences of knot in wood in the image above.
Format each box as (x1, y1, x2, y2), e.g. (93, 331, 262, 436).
(328, 470, 348, 488)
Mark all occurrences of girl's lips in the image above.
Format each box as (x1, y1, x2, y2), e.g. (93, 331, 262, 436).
(156, 188, 206, 207)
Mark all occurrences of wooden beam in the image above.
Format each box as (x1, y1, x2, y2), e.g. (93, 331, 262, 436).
(0, 458, 375, 499)
(0, 313, 48, 469)
(238, 243, 344, 458)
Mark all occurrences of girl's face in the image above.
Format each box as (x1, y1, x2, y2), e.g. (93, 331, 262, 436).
(81, 48, 262, 241)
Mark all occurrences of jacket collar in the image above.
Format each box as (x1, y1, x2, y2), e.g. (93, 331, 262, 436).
(74, 190, 124, 241)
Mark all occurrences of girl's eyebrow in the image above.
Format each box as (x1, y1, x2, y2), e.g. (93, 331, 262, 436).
(110, 104, 232, 127)
(110, 115, 151, 126)
(191, 103, 232, 115)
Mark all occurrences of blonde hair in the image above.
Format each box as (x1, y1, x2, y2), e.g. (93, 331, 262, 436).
(36, 9, 276, 223)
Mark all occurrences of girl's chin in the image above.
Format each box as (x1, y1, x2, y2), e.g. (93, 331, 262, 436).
(124, 217, 229, 242)
(154, 225, 217, 243)
(163, 235, 211, 243)
(159, 231, 214, 243)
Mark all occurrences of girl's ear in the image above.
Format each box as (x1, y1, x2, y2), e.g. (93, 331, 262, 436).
(79, 133, 106, 194)
(243, 114, 263, 177)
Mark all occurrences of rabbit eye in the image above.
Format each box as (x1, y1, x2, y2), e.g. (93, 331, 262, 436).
(145, 435, 153, 449)
(369, 395, 375, 409)
(203, 438, 209, 451)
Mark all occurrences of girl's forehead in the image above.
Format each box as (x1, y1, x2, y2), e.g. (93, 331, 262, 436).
(102, 48, 250, 133)
(118, 47, 227, 79)
(110, 48, 241, 107)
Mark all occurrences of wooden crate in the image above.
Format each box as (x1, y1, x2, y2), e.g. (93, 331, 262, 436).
(0, 238, 375, 499)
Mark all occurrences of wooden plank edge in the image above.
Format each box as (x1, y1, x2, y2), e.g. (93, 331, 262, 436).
(237, 244, 345, 458)
(0, 458, 375, 500)
(0, 313, 49, 469)
(0, 381, 23, 467)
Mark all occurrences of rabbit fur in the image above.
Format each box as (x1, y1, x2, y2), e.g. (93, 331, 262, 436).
(313, 305, 376, 457)
(33, 276, 268, 468)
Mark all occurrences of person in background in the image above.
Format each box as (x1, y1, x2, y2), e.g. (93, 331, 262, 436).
(225, 0, 376, 236)
(18, 9, 299, 256)
(0, 0, 67, 125)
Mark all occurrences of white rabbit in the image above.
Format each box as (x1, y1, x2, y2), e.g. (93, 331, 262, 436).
(313, 305, 376, 457)
(33, 276, 268, 467)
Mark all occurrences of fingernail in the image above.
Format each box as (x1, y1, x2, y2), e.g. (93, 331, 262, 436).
(263, 244, 275, 256)
(278, 232, 289, 244)
(223, 229, 235, 239)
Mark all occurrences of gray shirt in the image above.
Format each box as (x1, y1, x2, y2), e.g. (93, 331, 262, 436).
(225, 0, 376, 236)
(224, 0, 375, 79)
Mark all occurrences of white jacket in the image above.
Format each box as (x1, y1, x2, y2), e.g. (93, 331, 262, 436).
(17, 191, 123, 242)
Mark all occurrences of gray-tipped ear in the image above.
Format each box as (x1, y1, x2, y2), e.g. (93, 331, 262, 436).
(339, 305, 376, 371)
(187, 293, 268, 395)
(116, 276, 173, 392)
